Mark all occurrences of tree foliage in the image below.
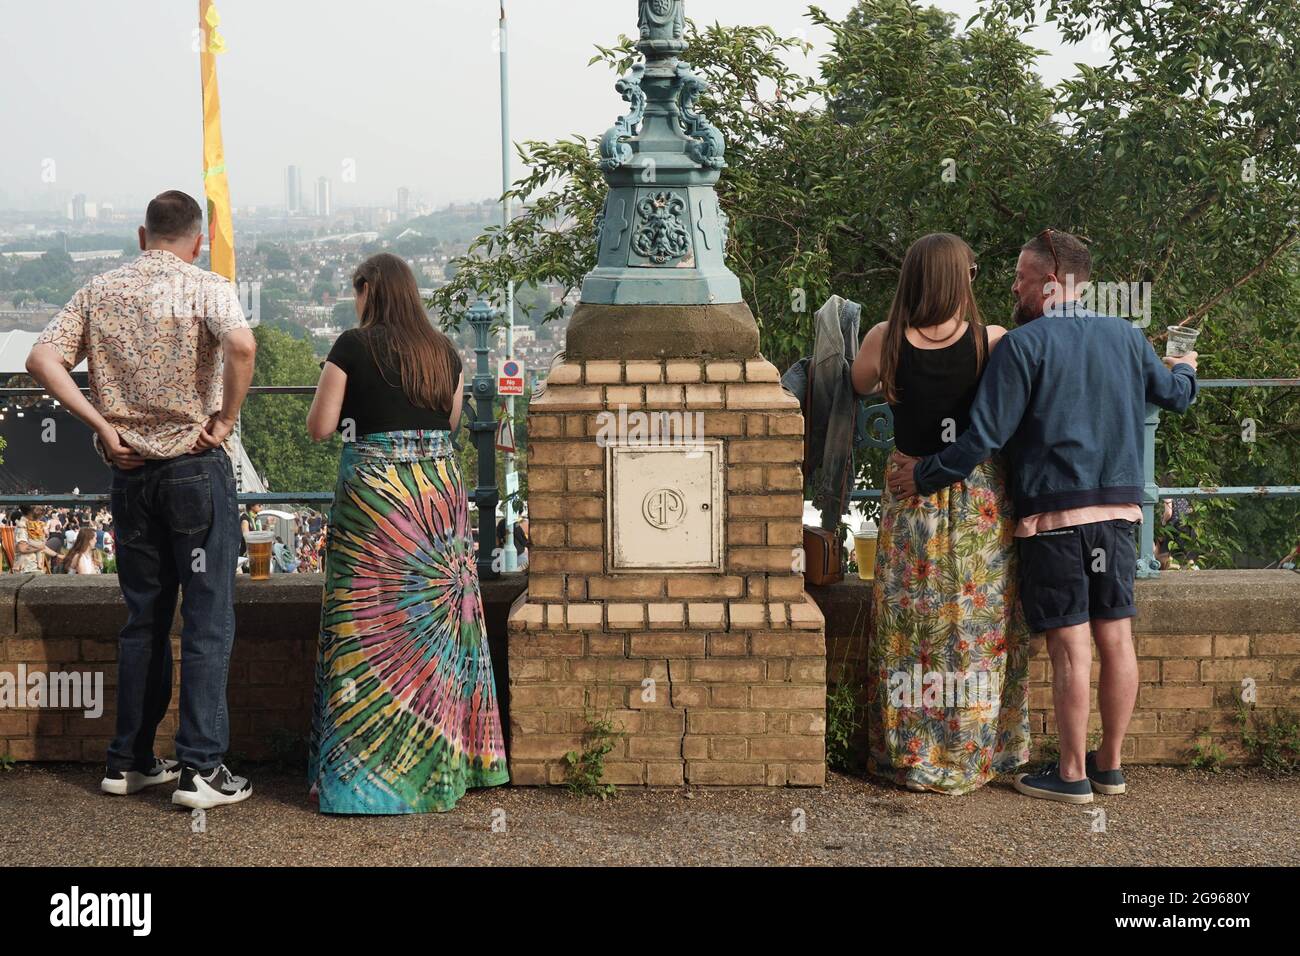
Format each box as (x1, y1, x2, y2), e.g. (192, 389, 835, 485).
(432, 0, 1300, 567)
(240, 325, 341, 496)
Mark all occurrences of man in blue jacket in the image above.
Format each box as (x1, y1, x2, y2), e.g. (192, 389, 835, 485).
(890, 230, 1199, 803)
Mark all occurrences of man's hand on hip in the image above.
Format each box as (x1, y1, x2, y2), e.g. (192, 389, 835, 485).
(98, 427, 145, 470)
(193, 414, 235, 452)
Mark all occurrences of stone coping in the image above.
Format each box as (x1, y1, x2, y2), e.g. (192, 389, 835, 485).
(0, 570, 1294, 635)
(809, 569, 1300, 635)
(0, 573, 529, 637)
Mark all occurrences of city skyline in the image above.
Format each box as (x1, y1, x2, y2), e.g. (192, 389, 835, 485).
(0, 0, 1108, 215)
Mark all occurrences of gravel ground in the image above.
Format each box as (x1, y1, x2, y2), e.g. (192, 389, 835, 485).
(1, 764, 1296, 866)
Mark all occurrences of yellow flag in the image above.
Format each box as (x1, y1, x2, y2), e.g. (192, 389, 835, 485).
(199, 0, 236, 281)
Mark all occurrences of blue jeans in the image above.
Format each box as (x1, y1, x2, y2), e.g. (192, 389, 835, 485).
(107, 446, 239, 772)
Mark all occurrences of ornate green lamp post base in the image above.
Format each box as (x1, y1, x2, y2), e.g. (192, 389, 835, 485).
(580, 183, 742, 308)
(566, 0, 758, 361)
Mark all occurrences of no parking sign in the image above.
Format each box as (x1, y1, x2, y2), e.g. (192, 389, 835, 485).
(498, 358, 525, 396)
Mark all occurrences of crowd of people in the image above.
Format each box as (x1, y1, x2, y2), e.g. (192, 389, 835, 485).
(1, 498, 524, 578)
(236, 502, 329, 574)
(0, 500, 115, 575)
(0, 498, 338, 577)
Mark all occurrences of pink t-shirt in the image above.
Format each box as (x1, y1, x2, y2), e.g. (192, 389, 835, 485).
(1015, 504, 1143, 538)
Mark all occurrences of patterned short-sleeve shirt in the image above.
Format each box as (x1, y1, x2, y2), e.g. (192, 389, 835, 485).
(35, 250, 250, 460)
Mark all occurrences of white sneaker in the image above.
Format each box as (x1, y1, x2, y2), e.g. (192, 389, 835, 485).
(171, 764, 253, 809)
(101, 757, 182, 795)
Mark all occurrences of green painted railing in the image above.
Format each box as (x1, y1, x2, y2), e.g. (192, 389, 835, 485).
(0, 316, 508, 574)
(842, 380, 1300, 575)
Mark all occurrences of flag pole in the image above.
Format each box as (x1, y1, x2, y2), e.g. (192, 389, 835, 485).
(199, 1, 244, 490)
(499, 0, 519, 572)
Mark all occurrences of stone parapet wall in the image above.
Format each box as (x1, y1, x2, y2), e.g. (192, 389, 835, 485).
(3, 561, 1292, 772)
(815, 570, 1300, 766)
(0, 574, 525, 764)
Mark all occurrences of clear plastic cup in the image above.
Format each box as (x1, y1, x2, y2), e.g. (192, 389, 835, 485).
(1165, 325, 1201, 359)
(244, 530, 275, 580)
(854, 518, 878, 582)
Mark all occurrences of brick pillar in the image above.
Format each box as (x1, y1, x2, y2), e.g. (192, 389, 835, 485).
(507, 356, 827, 787)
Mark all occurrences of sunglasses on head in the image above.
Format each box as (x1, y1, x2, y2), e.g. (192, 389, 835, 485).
(1036, 227, 1061, 278)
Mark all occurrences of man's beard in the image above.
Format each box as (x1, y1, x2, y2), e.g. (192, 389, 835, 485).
(1012, 298, 1045, 326)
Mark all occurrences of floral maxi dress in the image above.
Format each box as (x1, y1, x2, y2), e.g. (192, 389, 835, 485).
(867, 457, 1031, 794)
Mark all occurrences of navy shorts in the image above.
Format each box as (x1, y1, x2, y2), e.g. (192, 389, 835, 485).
(1017, 519, 1138, 632)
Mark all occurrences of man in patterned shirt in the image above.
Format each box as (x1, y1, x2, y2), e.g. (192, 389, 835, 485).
(27, 190, 257, 809)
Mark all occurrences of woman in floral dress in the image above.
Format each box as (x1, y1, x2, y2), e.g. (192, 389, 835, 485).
(851, 233, 1030, 794)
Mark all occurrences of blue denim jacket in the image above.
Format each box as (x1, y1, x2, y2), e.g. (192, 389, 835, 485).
(914, 303, 1199, 517)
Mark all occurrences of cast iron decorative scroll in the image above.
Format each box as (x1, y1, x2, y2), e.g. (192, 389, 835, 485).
(599, 63, 647, 172)
(676, 62, 726, 170)
(633, 191, 691, 263)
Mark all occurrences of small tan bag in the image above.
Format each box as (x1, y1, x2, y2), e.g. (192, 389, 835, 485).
(802, 525, 843, 585)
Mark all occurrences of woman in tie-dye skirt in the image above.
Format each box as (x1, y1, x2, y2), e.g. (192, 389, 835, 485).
(306, 253, 508, 813)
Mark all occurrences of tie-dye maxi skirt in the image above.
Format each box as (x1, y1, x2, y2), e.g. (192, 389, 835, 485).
(866, 456, 1031, 794)
(309, 430, 509, 814)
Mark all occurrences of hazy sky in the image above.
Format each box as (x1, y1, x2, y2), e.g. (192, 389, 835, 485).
(0, 0, 1110, 214)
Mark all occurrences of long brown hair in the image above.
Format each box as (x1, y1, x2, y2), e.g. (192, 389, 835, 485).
(62, 528, 95, 572)
(351, 253, 458, 413)
(878, 233, 986, 404)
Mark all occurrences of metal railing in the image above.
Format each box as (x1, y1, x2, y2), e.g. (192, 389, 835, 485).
(1136, 379, 1299, 576)
(4, 370, 1295, 579)
(0, 302, 511, 576)
(0, 385, 335, 503)
(842, 380, 1300, 576)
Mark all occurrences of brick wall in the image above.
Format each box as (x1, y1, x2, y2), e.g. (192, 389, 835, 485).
(507, 356, 828, 788)
(815, 569, 1300, 766)
(0, 573, 525, 764)
(2, 564, 1294, 770)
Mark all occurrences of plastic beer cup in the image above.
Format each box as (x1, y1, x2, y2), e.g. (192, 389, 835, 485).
(244, 530, 275, 581)
(854, 518, 879, 581)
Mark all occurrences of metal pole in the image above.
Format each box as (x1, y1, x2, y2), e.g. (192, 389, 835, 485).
(1137, 403, 1161, 578)
(469, 300, 501, 580)
(499, 0, 519, 572)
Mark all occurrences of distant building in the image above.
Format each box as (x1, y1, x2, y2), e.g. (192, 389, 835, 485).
(67, 194, 87, 222)
(355, 207, 395, 229)
(291, 303, 336, 324)
(315, 177, 332, 217)
(285, 165, 303, 214)
(397, 186, 411, 221)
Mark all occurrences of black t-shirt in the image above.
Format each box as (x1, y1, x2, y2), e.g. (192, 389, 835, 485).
(326, 328, 461, 437)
